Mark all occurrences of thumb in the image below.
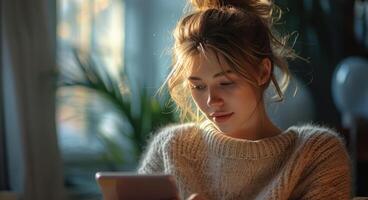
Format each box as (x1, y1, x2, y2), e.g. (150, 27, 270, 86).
(187, 193, 204, 200)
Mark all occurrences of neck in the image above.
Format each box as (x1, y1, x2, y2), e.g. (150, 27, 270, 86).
(225, 105, 281, 141)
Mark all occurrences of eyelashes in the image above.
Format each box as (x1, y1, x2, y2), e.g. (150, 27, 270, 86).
(190, 85, 206, 90)
(190, 82, 235, 91)
(220, 82, 234, 86)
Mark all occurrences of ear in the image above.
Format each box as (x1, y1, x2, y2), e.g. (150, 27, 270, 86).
(257, 58, 272, 86)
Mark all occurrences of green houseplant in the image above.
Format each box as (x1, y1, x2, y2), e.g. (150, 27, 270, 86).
(57, 50, 178, 170)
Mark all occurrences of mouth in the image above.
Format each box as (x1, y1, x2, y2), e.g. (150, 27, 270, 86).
(209, 112, 234, 123)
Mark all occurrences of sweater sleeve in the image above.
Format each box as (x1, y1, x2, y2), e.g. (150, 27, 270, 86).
(136, 127, 172, 174)
(298, 132, 353, 200)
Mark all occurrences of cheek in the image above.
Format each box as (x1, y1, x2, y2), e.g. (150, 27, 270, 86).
(229, 85, 259, 106)
(190, 92, 207, 111)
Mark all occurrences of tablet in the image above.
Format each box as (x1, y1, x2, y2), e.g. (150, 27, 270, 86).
(95, 172, 179, 200)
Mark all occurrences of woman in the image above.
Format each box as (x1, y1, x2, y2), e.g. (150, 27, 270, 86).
(138, 0, 352, 199)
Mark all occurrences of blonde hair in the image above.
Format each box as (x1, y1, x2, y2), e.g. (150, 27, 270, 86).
(160, 0, 297, 123)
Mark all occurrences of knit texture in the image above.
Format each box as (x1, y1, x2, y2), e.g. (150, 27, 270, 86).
(137, 122, 352, 200)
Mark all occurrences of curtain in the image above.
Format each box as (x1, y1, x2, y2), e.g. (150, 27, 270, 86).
(2, 0, 66, 199)
(0, 0, 8, 189)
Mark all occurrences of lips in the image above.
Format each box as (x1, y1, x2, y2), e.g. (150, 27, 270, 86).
(209, 112, 234, 123)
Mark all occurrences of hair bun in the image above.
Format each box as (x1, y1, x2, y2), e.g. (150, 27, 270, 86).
(189, 0, 274, 23)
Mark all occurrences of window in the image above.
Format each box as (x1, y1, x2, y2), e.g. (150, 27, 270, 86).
(56, 0, 125, 198)
(56, 0, 184, 199)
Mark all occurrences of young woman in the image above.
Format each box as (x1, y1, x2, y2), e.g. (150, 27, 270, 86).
(138, 0, 352, 199)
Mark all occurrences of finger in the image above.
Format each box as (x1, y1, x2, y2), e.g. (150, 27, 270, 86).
(187, 193, 205, 200)
(187, 193, 199, 200)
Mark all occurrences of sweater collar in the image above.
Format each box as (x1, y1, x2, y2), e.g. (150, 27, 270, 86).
(199, 121, 297, 159)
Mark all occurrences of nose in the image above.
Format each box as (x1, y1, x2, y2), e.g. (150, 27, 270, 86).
(207, 88, 224, 108)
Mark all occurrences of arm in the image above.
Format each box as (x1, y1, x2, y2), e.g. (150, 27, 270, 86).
(299, 134, 353, 200)
(137, 128, 170, 174)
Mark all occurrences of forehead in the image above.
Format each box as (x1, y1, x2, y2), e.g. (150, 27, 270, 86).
(189, 49, 232, 76)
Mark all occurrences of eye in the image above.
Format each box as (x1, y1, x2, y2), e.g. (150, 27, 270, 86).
(190, 84, 206, 91)
(220, 82, 234, 86)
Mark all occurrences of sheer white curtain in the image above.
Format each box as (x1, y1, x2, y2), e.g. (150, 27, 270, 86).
(2, 0, 65, 199)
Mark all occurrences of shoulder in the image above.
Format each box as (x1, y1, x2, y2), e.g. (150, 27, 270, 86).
(287, 122, 347, 145)
(286, 124, 352, 199)
(287, 123, 350, 161)
(154, 122, 198, 138)
(158, 122, 198, 135)
(146, 122, 199, 147)
(138, 122, 201, 173)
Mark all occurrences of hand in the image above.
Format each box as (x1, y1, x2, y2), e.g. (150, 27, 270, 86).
(187, 193, 207, 200)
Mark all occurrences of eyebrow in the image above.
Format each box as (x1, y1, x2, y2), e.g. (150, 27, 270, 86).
(188, 70, 233, 80)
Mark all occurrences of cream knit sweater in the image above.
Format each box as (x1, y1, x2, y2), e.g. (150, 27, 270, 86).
(137, 122, 352, 200)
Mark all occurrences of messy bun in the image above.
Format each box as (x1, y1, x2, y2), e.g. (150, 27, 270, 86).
(189, 0, 276, 24)
(164, 0, 297, 122)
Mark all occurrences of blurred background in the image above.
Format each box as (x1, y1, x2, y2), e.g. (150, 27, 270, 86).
(1, 0, 368, 199)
